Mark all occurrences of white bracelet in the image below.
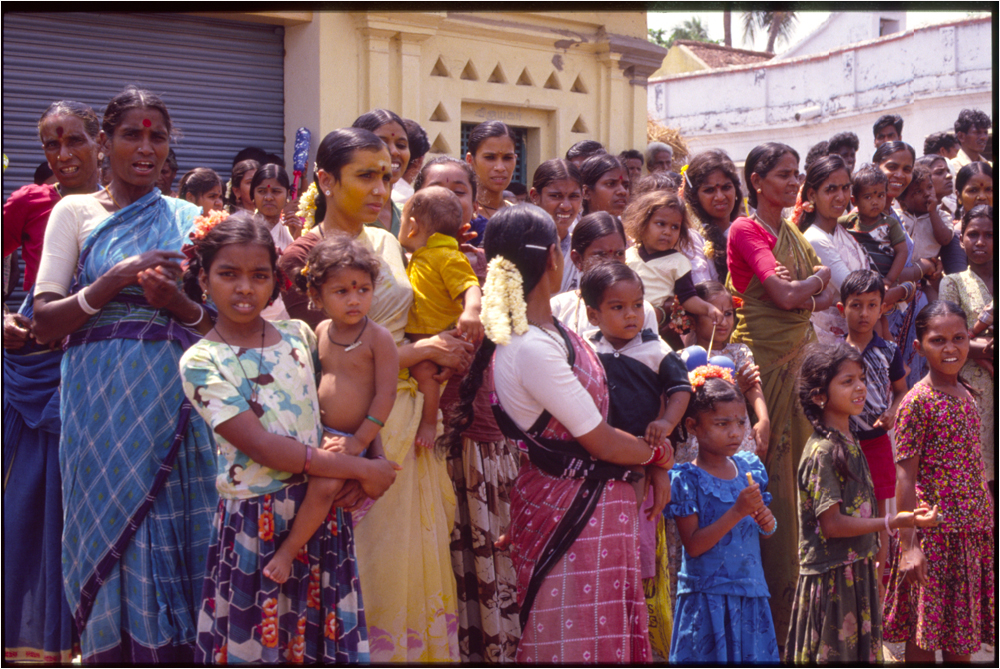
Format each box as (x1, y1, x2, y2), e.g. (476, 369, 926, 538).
(77, 288, 100, 315)
(884, 514, 898, 537)
(810, 274, 824, 295)
(178, 304, 204, 327)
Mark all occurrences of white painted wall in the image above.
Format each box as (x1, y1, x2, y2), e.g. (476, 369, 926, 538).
(648, 17, 992, 167)
(777, 11, 906, 61)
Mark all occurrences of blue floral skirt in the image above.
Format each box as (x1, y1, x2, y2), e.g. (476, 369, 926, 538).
(669, 591, 778, 663)
(194, 482, 369, 664)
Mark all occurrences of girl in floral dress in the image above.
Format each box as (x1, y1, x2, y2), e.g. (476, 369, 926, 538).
(883, 301, 995, 662)
(785, 342, 939, 664)
(179, 214, 398, 663)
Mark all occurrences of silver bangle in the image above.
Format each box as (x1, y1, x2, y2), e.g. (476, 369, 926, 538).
(178, 304, 205, 327)
(77, 288, 100, 315)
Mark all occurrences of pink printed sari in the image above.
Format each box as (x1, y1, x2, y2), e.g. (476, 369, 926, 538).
(491, 320, 650, 663)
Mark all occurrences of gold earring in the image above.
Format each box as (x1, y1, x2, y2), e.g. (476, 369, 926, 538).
(202, 290, 208, 303)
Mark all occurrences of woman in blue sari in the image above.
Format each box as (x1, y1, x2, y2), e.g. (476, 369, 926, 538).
(3, 100, 102, 663)
(32, 87, 217, 663)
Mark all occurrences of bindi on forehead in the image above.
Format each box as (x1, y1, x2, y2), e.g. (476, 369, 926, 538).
(142, 118, 152, 128)
(56, 126, 64, 137)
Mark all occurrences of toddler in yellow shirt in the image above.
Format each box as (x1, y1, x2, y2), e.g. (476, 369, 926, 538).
(400, 186, 484, 448)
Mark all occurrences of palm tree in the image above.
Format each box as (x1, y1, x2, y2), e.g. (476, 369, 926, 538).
(723, 10, 732, 47)
(741, 11, 797, 53)
(670, 17, 713, 46)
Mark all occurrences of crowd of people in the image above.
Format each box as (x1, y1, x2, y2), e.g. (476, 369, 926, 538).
(2, 86, 994, 665)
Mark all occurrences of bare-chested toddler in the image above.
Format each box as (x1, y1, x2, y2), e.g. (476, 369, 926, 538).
(263, 234, 399, 583)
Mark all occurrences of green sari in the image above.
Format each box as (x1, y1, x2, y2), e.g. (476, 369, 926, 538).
(725, 217, 820, 642)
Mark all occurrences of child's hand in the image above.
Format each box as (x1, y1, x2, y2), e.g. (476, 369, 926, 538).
(752, 505, 775, 534)
(752, 418, 770, 461)
(360, 457, 402, 500)
(735, 360, 761, 394)
(910, 505, 941, 528)
(644, 419, 673, 447)
(734, 482, 763, 517)
(645, 465, 672, 521)
(457, 310, 484, 344)
(321, 433, 366, 457)
(433, 366, 456, 383)
(873, 406, 898, 431)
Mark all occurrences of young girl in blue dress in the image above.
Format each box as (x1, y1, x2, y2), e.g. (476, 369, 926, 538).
(665, 366, 779, 663)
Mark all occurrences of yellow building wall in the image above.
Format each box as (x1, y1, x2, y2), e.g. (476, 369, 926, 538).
(649, 44, 709, 80)
(251, 10, 663, 183)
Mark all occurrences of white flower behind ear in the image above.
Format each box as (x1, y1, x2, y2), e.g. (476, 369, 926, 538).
(482, 256, 527, 346)
(297, 182, 319, 231)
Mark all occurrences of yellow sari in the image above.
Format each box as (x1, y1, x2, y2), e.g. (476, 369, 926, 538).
(726, 218, 820, 642)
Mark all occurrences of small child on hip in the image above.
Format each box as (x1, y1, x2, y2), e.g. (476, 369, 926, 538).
(399, 186, 484, 448)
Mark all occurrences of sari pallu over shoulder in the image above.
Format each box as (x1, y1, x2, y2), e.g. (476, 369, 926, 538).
(59, 192, 217, 661)
(725, 217, 819, 643)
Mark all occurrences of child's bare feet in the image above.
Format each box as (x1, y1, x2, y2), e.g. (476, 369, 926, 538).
(415, 422, 437, 449)
(263, 547, 294, 584)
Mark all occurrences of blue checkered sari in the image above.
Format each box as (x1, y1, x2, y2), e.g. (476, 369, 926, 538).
(59, 191, 217, 662)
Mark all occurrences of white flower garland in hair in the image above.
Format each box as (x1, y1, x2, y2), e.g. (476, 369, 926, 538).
(481, 256, 528, 346)
(297, 182, 319, 231)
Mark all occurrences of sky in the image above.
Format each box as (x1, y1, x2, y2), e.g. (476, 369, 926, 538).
(647, 10, 982, 54)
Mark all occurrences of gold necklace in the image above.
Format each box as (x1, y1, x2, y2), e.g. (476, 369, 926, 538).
(528, 318, 569, 358)
(752, 212, 780, 238)
(103, 185, 123, 210)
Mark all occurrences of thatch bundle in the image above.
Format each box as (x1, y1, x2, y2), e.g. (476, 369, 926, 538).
(647, 116, 689, 167)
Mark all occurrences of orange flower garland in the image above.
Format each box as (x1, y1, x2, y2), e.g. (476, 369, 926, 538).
(688, 364, 735, 388)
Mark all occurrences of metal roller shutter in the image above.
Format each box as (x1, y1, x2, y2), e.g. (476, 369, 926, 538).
(2, 11, 286, 310)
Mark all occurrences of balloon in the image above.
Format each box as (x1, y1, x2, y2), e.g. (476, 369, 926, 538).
(709, 355, 736, 370)
(680, 345, 708, 371)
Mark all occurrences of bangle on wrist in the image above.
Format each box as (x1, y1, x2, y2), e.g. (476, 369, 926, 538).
(639, 443, 656, 466)
(884, 514, 898, 537)
(178, 304, 204, 327)
(302, 444, 313, 474)
(758, 517, 777, 536)
(809, 296, 816, 312)
(810, 275, 824, 295)
(365, 414, 385, 428)
(652, 443, 672, 469)
(77, 288, 100, 315)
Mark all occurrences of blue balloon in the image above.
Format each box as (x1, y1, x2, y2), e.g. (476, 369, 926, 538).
(680, 345, 708, 371)
(709, 355, 736, 370)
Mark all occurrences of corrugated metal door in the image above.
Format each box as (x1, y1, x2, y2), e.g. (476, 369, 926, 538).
(2, 11, 286, 309)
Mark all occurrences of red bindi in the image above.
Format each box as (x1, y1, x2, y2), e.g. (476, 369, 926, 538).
(142, 118, 151, 128)
(56, 126, 64, 137)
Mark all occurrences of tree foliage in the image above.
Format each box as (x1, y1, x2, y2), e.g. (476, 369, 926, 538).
(741, 11, 798, 53)
(648, 17, 718, 49)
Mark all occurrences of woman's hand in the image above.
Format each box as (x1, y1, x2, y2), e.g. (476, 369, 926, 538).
(137, 266, 185, 310)
(773, 261, 793, 282)
(3, 313, 33, 350)
(752, 418, 770, 460)
(812, 265, 832, 287)
(110, 250, 185, 291)
(645, 465, 672, 521)
(417, 329, 475, 375)
(359, 458, 402, 500)
(873, 406, 898, 432)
